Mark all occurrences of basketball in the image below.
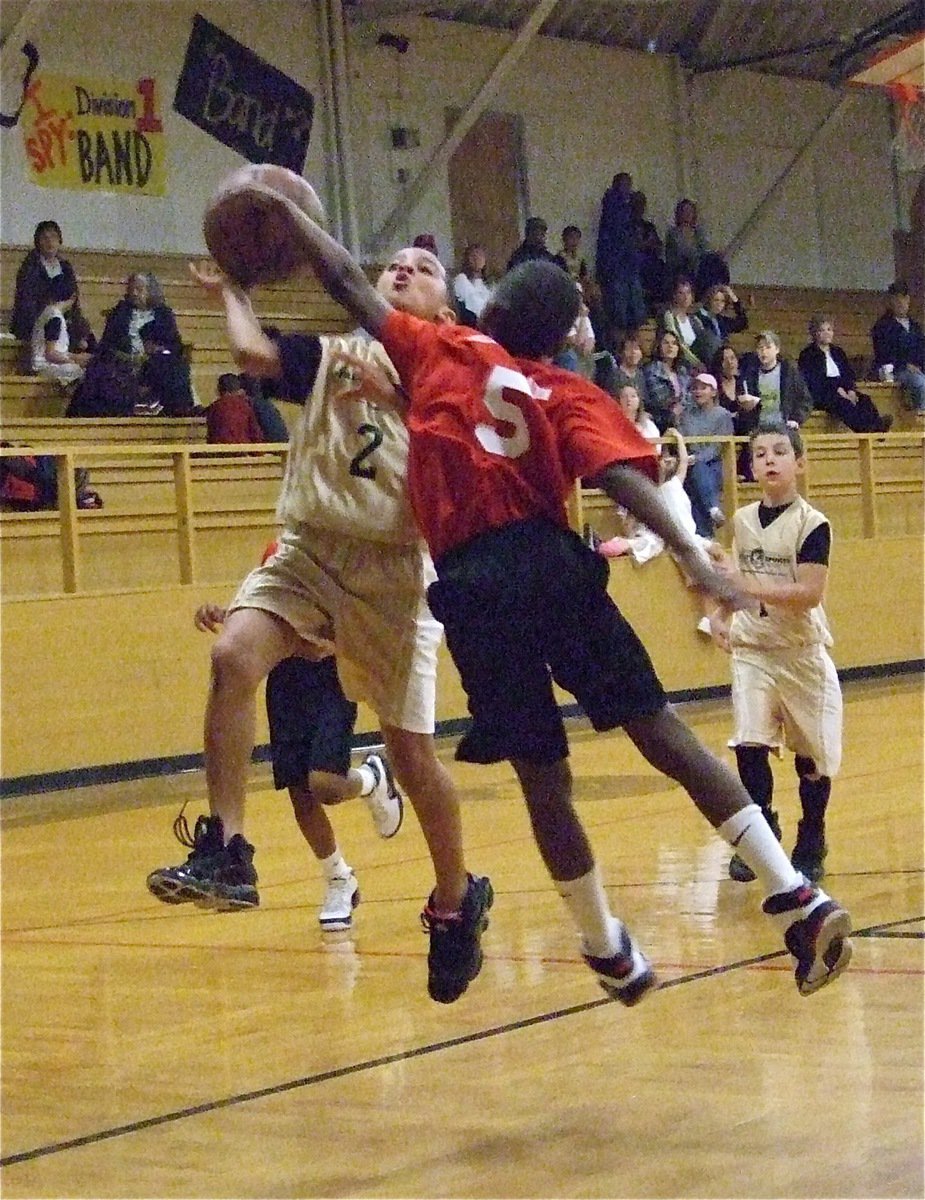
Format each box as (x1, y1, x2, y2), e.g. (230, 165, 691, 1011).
(203, 163, 326, 288)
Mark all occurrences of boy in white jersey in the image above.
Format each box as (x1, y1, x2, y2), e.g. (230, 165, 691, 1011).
(709, 420, 842, 884)
(145, 251, 492, 1006)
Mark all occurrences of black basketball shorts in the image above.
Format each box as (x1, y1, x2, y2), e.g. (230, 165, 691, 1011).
(428, 518, 667, 765)
(265, 655, 358, 792)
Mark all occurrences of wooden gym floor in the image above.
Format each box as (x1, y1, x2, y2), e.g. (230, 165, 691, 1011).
(1, 674, 922, 1199)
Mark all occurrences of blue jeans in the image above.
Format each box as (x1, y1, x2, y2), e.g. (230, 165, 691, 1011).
(685, 456, 723, 537)
(897, 366, 925, 412)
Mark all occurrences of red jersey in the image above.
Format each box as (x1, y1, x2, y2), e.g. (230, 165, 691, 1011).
(513, 358, 659, 487)
(380, 310, 658, 559)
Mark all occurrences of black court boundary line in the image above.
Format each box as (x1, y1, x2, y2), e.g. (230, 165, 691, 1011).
(2, 660, 921, 799)
(2, 913, 920, 1170)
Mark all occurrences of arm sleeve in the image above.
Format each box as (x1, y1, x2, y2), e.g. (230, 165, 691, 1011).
(797, 522, 830, 566)
(274, 333, 323, 406)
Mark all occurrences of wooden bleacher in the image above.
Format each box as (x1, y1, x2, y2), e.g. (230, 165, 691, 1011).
(1, 243, 354, 413)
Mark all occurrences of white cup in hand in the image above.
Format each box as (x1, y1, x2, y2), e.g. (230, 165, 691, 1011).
(879, 364, 894, 382)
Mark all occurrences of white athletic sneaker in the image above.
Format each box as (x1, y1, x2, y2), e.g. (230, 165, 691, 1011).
(319, 872, 360, 930)
(362, 753, 404, 839)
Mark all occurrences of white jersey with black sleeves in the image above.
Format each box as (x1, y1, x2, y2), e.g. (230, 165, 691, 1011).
(730, 495, 833, 651)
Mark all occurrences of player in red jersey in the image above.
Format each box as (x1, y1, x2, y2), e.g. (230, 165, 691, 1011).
(221, 178, 853, 1002)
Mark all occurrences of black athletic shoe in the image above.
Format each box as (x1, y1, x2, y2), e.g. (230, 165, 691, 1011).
(728, 809, 782, 883)
(763, 883, 852, 995)
(582, 921, 658, 1006)
(790, 820, 828, 883)
(420, 874, 493, 1004)
(146, 808, 259, 911)
(196, 834, 260, 911)
(146, 812, 226, 905)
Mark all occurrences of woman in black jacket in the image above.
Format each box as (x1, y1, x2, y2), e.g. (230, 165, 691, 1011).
(98, 272, 183, 359)
(797, 316, 891, 433)
(10, 220, 79, 342)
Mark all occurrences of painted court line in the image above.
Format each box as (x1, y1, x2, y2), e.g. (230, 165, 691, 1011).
(1, 914, 918, 1169)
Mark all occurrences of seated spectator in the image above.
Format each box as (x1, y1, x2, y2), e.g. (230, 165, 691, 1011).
(659, 276, 705, 370)
(30, 272, 91, 389)
(798, 316, 892, 433)
(693, 284, 748, 365)
(870, 281, 925, 415)
(678, 372, 735, 536)
(738, 330, 812, 428)
(506, 217, 567, 272)
(206, 374, 266, 444)
(137, 331, 198, 416)
(607, 330, 655, 414)
(644, 329, 693, 432)
(99, 272, 183, 362)
(710, 342, 760, 479)
(614, 382, 659, 442)
(629, 190, 668, 311)
(240, 373, 290, 442)
(452, 244, 492, 326)
(10, 220, 80, 342)
(664, 199, 709, 284)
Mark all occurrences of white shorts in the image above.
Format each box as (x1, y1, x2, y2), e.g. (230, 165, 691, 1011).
(228, 524, 440, 734)
(728, 643, 843, 777)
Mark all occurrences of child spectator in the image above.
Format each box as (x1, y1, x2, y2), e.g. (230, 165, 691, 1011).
(240, 373, 290, 442)
(739, 331, 812, 428)
(177, 582, 403, 930)
(206, 373, 265, 443)
(679, 372, 735, 536)
(693, 284, 749, 365)
(30, 273, 90, 388)
(708, 421, 842, 886)
(798, 316, 892, 433)
(870, 281, 925, 415)
(615, 382, 659, 442)
(606, 331, 656, 415)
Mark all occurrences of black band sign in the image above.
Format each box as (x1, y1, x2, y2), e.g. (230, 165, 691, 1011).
(173, 14, 313, 171)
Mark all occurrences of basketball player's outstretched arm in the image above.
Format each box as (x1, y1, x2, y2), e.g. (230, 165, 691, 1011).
(592, 461, 754, 611)
(189, 261, 282, 379)
(239, 183, 392, 339)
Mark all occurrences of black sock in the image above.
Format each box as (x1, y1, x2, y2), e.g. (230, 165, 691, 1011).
(795, 756, 830, 837)
(735, 745, 774, 815)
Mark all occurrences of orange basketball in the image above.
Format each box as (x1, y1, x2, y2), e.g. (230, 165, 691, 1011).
(203, 163, 326, 287)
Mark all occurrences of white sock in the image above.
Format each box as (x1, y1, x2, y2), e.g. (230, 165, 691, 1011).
(555, 866, 622, 957)
(320, 850, 351, 881)
(719, 804, 803, 896)
(356, 763, 376, 796)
